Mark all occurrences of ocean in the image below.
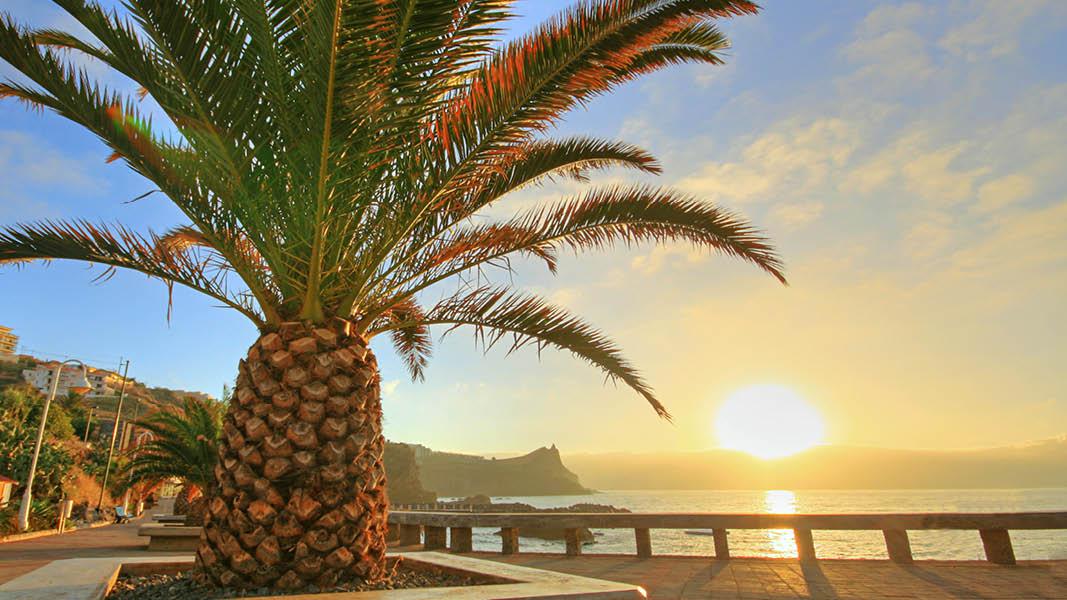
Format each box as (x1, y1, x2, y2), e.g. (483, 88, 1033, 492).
(439, 488, 1067, 560)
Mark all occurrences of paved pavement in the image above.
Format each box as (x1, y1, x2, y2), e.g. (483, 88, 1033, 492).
(0, 499, 185, 585)
(480, 553, 1067, 599)
(4, 515, 1066, 598)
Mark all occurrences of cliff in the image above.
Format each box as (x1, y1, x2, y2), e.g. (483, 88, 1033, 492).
(390, 443, 591, 497)
(382, 442, 436, 504)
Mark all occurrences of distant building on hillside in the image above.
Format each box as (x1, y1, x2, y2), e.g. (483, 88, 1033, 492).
(172, 389, 215, 402)
(0, 326, 18, 359)
(21, 361, 129, 398)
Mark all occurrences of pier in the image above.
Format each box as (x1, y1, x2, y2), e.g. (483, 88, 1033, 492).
(389, 509, 1067, 598)
(388, 509, 1067, 564)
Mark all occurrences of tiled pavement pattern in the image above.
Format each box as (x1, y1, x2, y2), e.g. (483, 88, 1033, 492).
(0, 499, 184, 585)
(480, 553, 1067, 599)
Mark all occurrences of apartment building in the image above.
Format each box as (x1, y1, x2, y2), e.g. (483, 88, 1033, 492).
(0, 326, 17, 356)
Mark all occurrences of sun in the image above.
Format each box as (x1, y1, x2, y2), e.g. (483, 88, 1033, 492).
(715, 385, 825, 459)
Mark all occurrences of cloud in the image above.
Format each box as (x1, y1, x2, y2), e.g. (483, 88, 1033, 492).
(843, 133, 989, 205)
(677, 118, 860, 204)
(949, 199, 1067, 279)
(630, 243, 706, 275)
(381, 380, 400, 397)
(694, 60, 736, 89)
(975, 174, 1035, 213)
(903, 219, 955, 260)
(770, 201, 824, 230)
(938, 1, 1063, 61)
(840, 24, 934, 96)
(855, 2, 931, 37)
(0, 130, 103, 192)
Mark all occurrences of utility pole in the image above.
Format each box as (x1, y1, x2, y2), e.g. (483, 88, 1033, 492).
(96, 360, 130, 509)
(83, 405, 95, 443)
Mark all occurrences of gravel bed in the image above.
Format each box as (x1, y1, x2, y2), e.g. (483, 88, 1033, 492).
(108, 560, 490, 599)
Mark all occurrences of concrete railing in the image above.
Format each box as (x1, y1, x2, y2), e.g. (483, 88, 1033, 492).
(388, 510, 1067, 565)
(391, 503, 478, 512)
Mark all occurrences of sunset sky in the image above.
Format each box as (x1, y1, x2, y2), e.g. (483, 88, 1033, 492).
(1, 1, 1064, 456)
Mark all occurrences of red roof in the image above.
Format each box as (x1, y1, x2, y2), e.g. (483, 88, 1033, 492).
(0, 475, 17, 484)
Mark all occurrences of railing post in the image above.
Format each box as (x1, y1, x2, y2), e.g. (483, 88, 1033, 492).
(399, 524, 422, 546)
(882, 529, 913, 564)
(635, 528, 652, 558)
(501, 527, 519, 555)
(713, 529, 730, 560)
(424, 525, 447, 550)
(564, 528, 582, 556)
(979, 529, 1016, 565)
(794, 528, 816, 562)
(450, 527, 473, 553)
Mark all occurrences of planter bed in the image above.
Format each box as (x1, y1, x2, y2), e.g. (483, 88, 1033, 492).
(0, 552, 644, 599)
(109, 556, 490, 599)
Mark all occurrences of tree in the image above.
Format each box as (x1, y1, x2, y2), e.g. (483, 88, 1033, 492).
(123, 397, 224, 522)
(0, 384, 75, 440)
(0, 425, 75, 507)
(0, 0, 784, 589)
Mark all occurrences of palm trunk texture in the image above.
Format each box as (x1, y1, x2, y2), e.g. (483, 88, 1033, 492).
(196, 321, 389, 589)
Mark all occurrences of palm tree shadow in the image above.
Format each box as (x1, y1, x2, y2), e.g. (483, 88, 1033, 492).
(800, 561, 841, 600)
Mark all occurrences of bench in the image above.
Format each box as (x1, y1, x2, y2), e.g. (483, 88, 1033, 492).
(151, 515, 188, 525)
(137, 525, 202, 551)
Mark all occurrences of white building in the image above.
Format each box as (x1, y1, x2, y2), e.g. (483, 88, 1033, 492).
(21, 362, 127, 398)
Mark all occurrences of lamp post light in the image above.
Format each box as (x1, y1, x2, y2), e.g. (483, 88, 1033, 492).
(17, 359, 92, 532)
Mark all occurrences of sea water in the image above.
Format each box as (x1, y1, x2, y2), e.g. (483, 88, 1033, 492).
(439, 488, 1067, 560)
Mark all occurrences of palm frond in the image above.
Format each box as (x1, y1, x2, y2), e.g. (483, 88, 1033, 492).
(1, 1, 779, 420)
(368, 185, 784, 318)
(370, 297, 433, 381)
(124, 397, 223, 489)
(0, 220, 264, 325)
(377, 286, 670, 418)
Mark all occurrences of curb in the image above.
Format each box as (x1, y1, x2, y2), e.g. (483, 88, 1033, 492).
(0, 513, 149, 544)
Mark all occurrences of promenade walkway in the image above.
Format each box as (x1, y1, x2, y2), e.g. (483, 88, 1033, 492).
(0, 499, 184, 585)
(482, 553, 1067, 599)
(3, 516, 1065, 599)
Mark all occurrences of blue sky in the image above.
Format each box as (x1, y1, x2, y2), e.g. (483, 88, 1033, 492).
(2, 1, 1065, 455)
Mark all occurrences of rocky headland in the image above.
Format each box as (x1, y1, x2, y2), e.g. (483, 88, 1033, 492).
(384, 442, 592, 500)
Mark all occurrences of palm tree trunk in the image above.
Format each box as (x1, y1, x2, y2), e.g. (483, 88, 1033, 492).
(196, 321, 389, 589)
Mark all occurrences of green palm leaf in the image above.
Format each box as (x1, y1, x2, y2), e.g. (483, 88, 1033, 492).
(1, 0, 780, 416)
(123, 397, 224, 491)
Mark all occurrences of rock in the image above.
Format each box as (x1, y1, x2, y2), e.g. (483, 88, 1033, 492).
(493, 526, 595, 543)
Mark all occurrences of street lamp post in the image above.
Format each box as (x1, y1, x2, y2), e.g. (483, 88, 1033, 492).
(96, 360, 130, 510)
(17, 359, 92, 532)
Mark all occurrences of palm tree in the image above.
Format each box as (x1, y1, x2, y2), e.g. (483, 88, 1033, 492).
(123, 398, 224, 524)
(0, 0, 785, 589)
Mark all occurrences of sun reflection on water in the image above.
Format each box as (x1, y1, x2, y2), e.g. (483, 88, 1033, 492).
(764, 490, 797, 556)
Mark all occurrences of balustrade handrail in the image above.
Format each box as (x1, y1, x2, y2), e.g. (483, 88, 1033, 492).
(388, 510, 1067, 530)
(387, 510, 1067, 565)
